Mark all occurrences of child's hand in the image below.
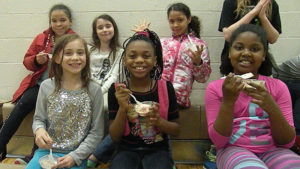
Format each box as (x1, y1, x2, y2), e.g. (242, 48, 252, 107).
(222, 73, 245, 103)
(35, 128, 53, 149)
(252, 0, 267, 15)
(115, 83, 131, 111)
(51, 155, 75, 169)
(188, 45, 203, 66)
(132, 19, 151, 32)
(258, 0, 270, 19)
(149, 102, 161, 127)
(36, 51, 49, 65)
(244, 81, 277, 113)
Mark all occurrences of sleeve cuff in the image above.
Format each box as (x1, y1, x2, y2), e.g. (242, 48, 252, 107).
(68, 152, 82, 166)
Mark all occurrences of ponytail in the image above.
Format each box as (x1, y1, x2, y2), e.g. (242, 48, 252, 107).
(189, 16, 201, 38)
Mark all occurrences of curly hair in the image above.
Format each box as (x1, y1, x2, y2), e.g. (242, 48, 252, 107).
(220, 24, 273, 76)
(119, 29, 163, 84)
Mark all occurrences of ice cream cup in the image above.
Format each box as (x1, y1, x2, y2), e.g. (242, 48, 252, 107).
(39, 154, 59, 169)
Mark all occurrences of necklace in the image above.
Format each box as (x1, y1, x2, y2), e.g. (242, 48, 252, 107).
(128, 79, 153, 93)
(44, 34, 55, 53)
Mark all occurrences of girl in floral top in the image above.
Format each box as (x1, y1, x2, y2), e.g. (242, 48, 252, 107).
(161, 2, 211, 108)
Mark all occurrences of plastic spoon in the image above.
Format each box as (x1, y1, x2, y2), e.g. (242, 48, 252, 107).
(188, 35, 197, 52)
(129, 94, 142, 105)
(221, 72, 254, 79)
(49, 149, 55, 164)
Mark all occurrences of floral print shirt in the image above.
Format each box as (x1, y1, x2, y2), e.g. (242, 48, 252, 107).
(161, 33, 211, 107)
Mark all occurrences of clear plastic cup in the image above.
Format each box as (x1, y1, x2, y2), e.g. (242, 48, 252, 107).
(135, 101, 153, 126)
(39, 154, 59, 169)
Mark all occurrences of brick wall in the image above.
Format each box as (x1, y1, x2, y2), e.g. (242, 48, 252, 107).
(1, 0, 300, 105)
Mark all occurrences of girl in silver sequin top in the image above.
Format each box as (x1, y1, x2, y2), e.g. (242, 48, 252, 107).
(27, 34, 104, 169)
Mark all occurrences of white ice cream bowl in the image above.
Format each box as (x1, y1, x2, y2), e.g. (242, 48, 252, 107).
(39, 154, 59, 169)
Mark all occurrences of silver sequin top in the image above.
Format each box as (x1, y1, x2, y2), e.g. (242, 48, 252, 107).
(47, 88, 92, 151)
(33, 79, 104, 165)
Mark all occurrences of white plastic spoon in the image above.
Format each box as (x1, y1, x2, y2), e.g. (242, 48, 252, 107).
(129, 94, 142, 105)
(49, 149, 55, 164)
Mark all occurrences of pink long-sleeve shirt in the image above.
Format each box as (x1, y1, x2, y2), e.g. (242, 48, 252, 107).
(161, 33, 211, 108)
(205, 75, 295, 153)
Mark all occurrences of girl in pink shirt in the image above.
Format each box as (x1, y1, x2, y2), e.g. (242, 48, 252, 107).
(161, 3, 211, 108)
(205, 24, 300, 169)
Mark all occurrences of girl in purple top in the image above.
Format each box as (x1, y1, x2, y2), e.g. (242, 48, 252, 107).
(205, 24, 300, 169)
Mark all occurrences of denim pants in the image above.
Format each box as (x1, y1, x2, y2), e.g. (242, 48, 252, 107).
(92, 134, 175, 166)
(0, 85, 39, 150)
(284, 81, 300, 135)
(110, 148, 173, 169)
(92, 135, 116, 163)
(26, 149, 87, 169)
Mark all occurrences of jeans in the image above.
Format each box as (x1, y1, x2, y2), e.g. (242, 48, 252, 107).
(284, 81, 300, 135)
(26, 149, 87, 169)
(92, 135, 175, 166)
(92, 135, 116, 163)
(110, 148, 173, 169)
(0, 85, 39, 150)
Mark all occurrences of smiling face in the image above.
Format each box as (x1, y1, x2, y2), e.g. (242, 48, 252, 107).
(55, 39, 87, 77)
(96, 18, 115, 43)
(50, 10, 72, 37)
(123, 40, 156, 80)
(229, 31, 266, 76)
(168, 10, 191, 36)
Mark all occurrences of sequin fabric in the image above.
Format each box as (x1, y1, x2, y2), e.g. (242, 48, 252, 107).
(47, 88, 92, 151)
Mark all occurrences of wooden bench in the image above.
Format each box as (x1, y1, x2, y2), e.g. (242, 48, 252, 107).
(170, 105, 212, 164)
(2, 102, 34, 137)
(0, 101, 34, 157)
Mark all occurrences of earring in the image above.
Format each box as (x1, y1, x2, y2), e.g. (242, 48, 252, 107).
(150, 66, 161, 80)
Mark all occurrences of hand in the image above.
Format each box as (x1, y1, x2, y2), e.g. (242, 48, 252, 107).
(258, 0, 270, 19)
(36, 51, 49, 65)
(188, 45, 203, 66)
(35, 128, 53, 149)
(149, 102, 161, 127)
(115, 83, 131, 112)
(252, 0, 267, 15)
(132, 19, 151, 32)
(244, 81, 277, 113)
(51, 155, 75, 169)
(222, 73, 245, 103)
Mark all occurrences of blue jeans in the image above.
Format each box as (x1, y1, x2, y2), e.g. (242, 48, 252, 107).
(26, 149, 87, 169)
(110, 149, 173, 169)
(92, 135, 116, 163)
(285, 81, 300, 135)
(92, 135, 175, 166)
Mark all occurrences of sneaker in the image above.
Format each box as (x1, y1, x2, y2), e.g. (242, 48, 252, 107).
(203, 161, 217, 169)
(203, 144, 217, 169)
(87, 158, 97, 168)
(206, 145, 216, 163)
(14, 154, 33, 165)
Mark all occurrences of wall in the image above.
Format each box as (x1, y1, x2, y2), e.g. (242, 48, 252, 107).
(1, 0, 300, 105)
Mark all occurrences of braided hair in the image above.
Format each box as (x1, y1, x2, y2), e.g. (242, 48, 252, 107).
(119, 29, 163, 85)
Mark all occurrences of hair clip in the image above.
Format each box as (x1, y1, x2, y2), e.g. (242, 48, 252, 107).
(137, 31, 149, 38)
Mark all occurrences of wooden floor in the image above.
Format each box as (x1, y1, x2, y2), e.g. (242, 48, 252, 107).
(1, 157, 204, 169)
(1, 136, 206, 169)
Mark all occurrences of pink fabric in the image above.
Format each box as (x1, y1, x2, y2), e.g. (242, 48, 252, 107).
(205, 75, 295, 153)
(137, 31, 149, 38)
(161, 33, 211, 107)
(124, 80, 169, 136)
